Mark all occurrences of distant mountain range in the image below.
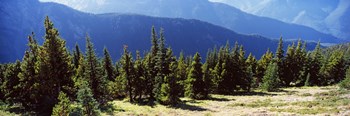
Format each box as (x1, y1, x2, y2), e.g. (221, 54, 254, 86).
(1, 0, 318, 63)
(40, 0, 344, 43)
(209, 0, 350, 40)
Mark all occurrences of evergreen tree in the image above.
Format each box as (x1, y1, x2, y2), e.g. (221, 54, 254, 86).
(261, 62, 279, 92)
(84, 35, 108, 104)
(176, 51, 187, 97)
(339, 67, 350, 90)
(1, 60, 21, 103)
(275, 37, 284, 85)
(73, 43, 82, 69)
(309, 42, 323, 86)
(154, 28, 169, 102)
(245, 53, 257, 91)
(321, 51, 346, 85)
(36, 16, 74, 114)
(52, 91, 72, 116)
(103, 47, 116, 81)
(145, 26, 158, 101)
(77, 81, 100, 116)
(134, 51, 145, 102)
(256, 49, 273, 87)
(120, 46, 135, 102)
(202, 61, 212, 97)
(17, 33, 40, 110)
(185, 53, 207, 99)
(160, 48, 180, 105)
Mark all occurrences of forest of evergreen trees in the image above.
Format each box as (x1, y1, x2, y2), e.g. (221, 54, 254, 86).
(1, 16, 350, 115)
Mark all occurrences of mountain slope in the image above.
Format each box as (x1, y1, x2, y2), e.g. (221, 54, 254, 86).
(210, 0, 350, 40)
(40, 0, 343, 43)
(0, 0, 316, 63)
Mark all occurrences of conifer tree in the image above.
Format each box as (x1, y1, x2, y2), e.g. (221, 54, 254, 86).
(339, 67, 350, 89)
(321, 51, 346, 85)
(275, 37, 284, 84)
(17, 33, 40, 110)
(120, 45, 135, 102)
(309, 41, 323, 86)
(176, 51, 187, 97)
(36, 16, 74, 114)
(246, 53, 257, 90)
(160, 48, 180, 105)
(52, 91, 72, 116)
(103, 47, 116, 81)
(261, 62, 279, 92)
(84, 35, 107, 104)
(1, 60, 21, 103)
(134, 51, 145, 102)
(154, 28, 168, 102)
(77, 81, 100, 116)
(145, 26, 158, 101)
(73, 43, 82, 69)
(256, 49, 273, 87)
(185, 53, 207, 99)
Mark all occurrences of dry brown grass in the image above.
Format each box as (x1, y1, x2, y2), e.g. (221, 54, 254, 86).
(106, 86, 350, 116)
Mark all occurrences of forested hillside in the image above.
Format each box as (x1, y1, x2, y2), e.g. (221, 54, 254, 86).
(0, 17, 349, 115)
(0, 0, 321, 63)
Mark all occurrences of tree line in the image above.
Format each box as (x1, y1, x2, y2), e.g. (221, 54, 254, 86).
(0, 16, 349, 115)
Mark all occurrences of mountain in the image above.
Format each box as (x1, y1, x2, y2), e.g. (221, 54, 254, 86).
(39, 0, 344, 43)
(1, 0, 316, 63)
(209, 0, 350, 40)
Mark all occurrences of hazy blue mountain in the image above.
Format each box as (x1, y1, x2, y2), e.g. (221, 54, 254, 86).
(1, 0, 317, 63)
(40, 0, 344, 43)
(210, 0, 350, 40)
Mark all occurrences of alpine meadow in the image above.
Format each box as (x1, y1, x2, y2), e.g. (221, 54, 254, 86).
(1, 0, 350, 115)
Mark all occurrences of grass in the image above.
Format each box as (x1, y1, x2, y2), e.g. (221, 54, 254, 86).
(106, 86, 350, 115)
(105, 86, 349, 115)
(2, 86, 348, 115)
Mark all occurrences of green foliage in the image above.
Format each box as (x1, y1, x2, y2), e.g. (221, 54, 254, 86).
(176, 52, 188, 97)
(185, 53, 207, 99)
(103, 47, 116, 82)
(159, 48, 180, 105)
(77, 81, 100, 116)
(304, 73, 311, 86)
(73, 43, 82, 69)
(52, 91, 72, 116)
(3, 17, 350, 114)
(339, 67, 350, 90)
(1, 61, 21, 103)
(261, 62, 279, 92)
(320, 50, 346, 85)
(281, 40, 308, 86)
(16, 33, 40, 111)
(154, 28, 169, 102)
(134, 51, 146, 102)
(120, 46, 135, 102)
(256, 49, 273, 87)
(84, 35, 108, 104)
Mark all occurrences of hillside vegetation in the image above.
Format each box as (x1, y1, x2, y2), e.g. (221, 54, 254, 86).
(0, 17, 349, 115)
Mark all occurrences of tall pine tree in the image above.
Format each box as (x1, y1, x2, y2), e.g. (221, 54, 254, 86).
(84, 35, 107, 104)
(36, 16, 74, 114)
(185, 53, 207, 99)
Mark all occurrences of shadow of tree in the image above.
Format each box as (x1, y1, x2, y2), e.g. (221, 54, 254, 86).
(229, 91, 278, 96)
(207, 96, 231, 101)
(172, 102, 208, 111)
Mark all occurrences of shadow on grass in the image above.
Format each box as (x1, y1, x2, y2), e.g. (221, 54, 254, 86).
(207, 96, 231, 101)
(230, 91, 278, 96)
(172, 102, 208, 111)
